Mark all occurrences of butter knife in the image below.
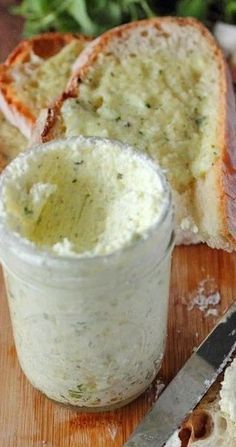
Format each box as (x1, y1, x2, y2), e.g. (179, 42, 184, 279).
(124, 302, 236, 447)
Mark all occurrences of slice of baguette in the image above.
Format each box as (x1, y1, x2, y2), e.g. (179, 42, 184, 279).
(0, 110, 27, 172)
(167, 370, 236, 446)
(35, 18, 236, 251)
(0, 32, 91, 139)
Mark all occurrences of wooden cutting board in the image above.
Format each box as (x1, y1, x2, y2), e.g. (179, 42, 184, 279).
(1, 244, 236, 447)
(0, 7, 236, 446)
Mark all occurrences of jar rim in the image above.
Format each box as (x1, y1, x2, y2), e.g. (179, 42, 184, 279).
(0, 136, 174, 269)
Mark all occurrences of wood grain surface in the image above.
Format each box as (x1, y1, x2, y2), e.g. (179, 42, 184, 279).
(0, 5, 236, 446)
(1, 245, 236, 447)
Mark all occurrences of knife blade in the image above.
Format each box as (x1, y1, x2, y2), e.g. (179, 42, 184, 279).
(124, 302, 236, 447)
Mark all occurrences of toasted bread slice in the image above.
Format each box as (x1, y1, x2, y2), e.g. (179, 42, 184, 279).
(36, 18, 236, 251)
(0, 110, 27, 173)
(0, 32, 91, 139)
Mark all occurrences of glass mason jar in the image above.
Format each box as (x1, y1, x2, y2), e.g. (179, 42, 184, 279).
(0, 137, 174, 411)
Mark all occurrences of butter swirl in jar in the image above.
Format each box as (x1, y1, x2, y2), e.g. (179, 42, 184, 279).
(0, 136, 174, 410)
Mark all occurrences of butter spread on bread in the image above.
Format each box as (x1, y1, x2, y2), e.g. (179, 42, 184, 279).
(0, 33, 90, 138)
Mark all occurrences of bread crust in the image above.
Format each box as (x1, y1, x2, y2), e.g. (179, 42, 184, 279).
(0, 151, 7, 173)
(221, 65, 236, 244)
(0, 32, 91, 138)
(37, 18, 236, 249)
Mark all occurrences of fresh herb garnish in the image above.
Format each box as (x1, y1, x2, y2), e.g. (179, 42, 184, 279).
(11, 1, 236, 38)
(12, 0, 155, 37)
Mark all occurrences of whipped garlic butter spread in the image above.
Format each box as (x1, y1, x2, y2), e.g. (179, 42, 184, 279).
(1, 137, 167, 256)
(0, 136, 174, 409)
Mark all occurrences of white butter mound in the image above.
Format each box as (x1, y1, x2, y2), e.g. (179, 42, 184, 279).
(53, 238, 76, 256)
(220, 358, 236, 422)
(1, 137, 168, 257)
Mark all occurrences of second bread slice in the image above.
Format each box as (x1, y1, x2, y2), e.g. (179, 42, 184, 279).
(0, 32, 90, 139)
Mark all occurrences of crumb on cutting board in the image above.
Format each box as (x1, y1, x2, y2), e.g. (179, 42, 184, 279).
(187, 278, 221, 317)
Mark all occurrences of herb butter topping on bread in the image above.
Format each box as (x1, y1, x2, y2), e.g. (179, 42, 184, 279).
(36, 18, 236, 251)
(0, 111, 27, 172)
(0, 33, 90, 139)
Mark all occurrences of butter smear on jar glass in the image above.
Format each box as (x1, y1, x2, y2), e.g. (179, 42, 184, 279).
(0, 136, 174, 410)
